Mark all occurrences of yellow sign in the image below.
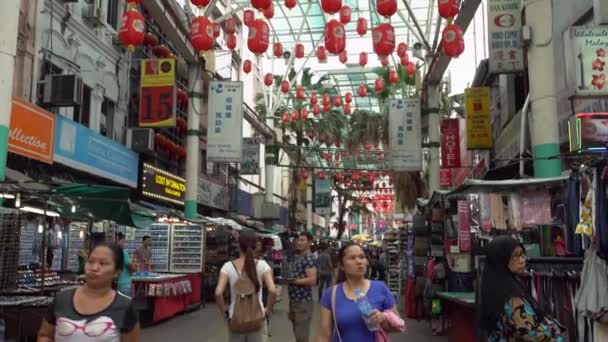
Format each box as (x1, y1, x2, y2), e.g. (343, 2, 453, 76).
(139, 58, 177, 128)
(465, 87, 492, 149)
(140, 58, 176, 87)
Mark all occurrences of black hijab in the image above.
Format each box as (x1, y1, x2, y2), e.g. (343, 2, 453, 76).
(479, 235, 543, 332)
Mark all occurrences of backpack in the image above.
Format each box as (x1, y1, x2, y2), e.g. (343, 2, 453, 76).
(228, 261, 265, 333)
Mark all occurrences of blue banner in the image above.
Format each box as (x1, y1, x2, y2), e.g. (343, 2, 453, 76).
(53, 115, 139, 188)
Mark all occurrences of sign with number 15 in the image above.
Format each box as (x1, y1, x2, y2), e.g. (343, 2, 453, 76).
(139, 58, 176, 127)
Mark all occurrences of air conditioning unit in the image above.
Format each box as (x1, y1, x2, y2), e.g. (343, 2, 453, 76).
(82, 2, 104, 27)
(42, 74, 83, 107)
(127, 128, 154, 153)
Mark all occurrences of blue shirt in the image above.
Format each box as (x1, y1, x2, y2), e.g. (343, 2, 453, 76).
(320, 280, 396, 342)
(117, 249, 132, 294)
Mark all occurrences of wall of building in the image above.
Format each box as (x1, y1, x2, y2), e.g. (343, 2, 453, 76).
(13, 0, 37, 101)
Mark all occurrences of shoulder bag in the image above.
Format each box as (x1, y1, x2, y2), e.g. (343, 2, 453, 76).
(331, 285, 343, 342)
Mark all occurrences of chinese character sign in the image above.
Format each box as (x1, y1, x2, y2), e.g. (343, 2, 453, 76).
(139, 59, 177, 127)
(458, 200, 471, 252)
(207, 81, 244, 162)
(440, 119, 461, 168)
(487, 0, 524, 74)
(388, 98, 422, 171)
(465, 87, 493, 149)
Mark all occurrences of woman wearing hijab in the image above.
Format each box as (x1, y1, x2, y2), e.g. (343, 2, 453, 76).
(480, 235, 564, 341)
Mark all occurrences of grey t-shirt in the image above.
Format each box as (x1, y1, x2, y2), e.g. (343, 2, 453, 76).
(46, 288, 138, 342)
(317, 252, 333, 274)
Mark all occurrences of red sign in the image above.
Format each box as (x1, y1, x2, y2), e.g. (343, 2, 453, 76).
(440, 169, 452, 188)
(457, 200, 471, 252)
(139, 58, 177, 127)
(440, 119, 461, 168)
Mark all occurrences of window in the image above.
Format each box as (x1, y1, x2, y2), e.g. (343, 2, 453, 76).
(101, 98, 115, 138)
(77, 85, 92, 127)
(106, 0, 119, 30)
(37, 61, 62, 106)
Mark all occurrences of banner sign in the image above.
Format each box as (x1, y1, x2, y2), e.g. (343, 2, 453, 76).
(141, 163, 186, 205)
(440, 119, 461, 168)
(576, 112, 608, 149)
(139, 58, 177, 127)
(389, 98, 422, 171)
(241, 137, 260, 175)
(9, 97, 55, 164)
(565, 27, 608, 96)
(207, 81, 244, 162)
(314, 177, 332, 216)
(54, 115, 139, 188)
(458, 200, 471, 252)
(465, 87, 493, 149)
(198, 174, 229, 210)
(487, 0, 524, 74)
(440, 169, 452, 188)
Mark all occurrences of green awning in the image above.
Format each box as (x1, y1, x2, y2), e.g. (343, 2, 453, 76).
(52, 184, 155, 228)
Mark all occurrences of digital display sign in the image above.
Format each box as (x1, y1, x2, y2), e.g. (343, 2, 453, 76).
(141, 163, 186, 205)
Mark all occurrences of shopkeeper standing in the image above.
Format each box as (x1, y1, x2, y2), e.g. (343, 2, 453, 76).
(116, 233, 136, 296)
(135, 235, 152, 272)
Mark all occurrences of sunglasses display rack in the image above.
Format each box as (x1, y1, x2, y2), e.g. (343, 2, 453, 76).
(66, 223, 87, 272)
(169, 224, 204, 273)
(0, 209, 22, 290)
(123, 224, 170, 272)
(18, 221, 37, 266)
(383, 229, 407, 303)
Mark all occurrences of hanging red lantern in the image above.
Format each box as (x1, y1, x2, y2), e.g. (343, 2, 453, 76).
(313, 104, 320, 116)
(248, 19, 270, 54)
(190, 16, 214, 56)
(375, 78, 385, 92)
(310, 92, 318, 105)
(243, 59, 252, 74)
(400, 54, 409, 66)
(333, 95, 342, 107)
(438, 0, 461, 19)
(307, 130, 315, 139)
(226, 33, 237, 50)
(263, 2, 274, 19)
(318, 170, 327, 180)
(359, 52, 368, 66)
(357, 17, 368, 36)
(243, 9, 255, 26)
(212, 22, 221, 38)
(285, 0, 297, 9)
(322, 93, 331, 106)
(144, 32, 159, 47)
(289, 110, 298, 122)
(296, 86, 305, 100)
(339, 6, 352, 24)
(273, 42, 283, 58)
(321, 0, 342, 14)
(325, 19, 346, 54)
(190, 0, 211, 8)
(323, 104, 331, 112)
(225, 17, 236, 34)
(177, 89, 189, 107)
(344, 103, 351, 115)
(252, 0, 272, 11)
(358, 83, 367, 97)
(372, 23, 395, 56)
(264, 73, 274, 86)
(118, 8, 146, 52)
(317, 45, 327, 62)
(406, 61, 416, 75)
(379, 55, 389, 66)
(301, 108, 309, 120)
(295, 43, 305, 58)
(389, 69, 398, 84)
(282, 111, 290, 124)
(301, 169, 309, 180)
(442, 24, 465, 57)
(280, 80, 290, 93)
(176, 117, 188, 132)
(352, 171, 361, 182)
(154, 133, 163, 149)
(339, 50, 348, 64)
(344, 92, 353, 103)
(364, 143, 372, 151)
(397, 42, 408, 57)
(377, 0, 397, 17)
(153, 44, 171, 58)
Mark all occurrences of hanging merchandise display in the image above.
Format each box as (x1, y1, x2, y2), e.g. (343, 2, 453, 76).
(248, 19, 270, 54)
(325, 19, 346, 54)
(118, 8, 145, 52)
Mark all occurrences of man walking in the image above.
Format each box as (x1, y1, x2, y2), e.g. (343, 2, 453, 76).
(316, 244, 333, 302)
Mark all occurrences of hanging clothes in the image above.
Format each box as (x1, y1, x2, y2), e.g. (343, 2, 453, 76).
(508, 193, 523, 231)
(596, 167, 608, 260)
(490, 194, 506, 230)
(565, 173, 582, 255)
(575, 247, 608, 321)
(521, 188, 553, 225)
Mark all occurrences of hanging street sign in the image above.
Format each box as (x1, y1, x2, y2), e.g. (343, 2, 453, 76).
(565, 26, 608, 96)
(314, 177, 332, 216)
(207, 81, 244, 162)
(440, 118, 461, 168)
(388, 98, 422, 171)
(465, 87, 493, 149)
(139, 58, 177, 127)
(487, 0, 524, 74)
(241, 137, 260, 175)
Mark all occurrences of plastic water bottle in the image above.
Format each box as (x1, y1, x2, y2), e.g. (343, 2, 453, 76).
(354, 288, 379, 331)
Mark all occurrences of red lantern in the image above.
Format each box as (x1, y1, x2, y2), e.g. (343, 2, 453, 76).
(295, 86, 305, 100)
(263, 2, 274, 19)
(119, 8, 145, 52)
(144, 33, 159, 47)
(359, 52, 368, 66)
(212, 22, 221, 38)
(243, 9, 255, 26)
(313, 104, 320, 116)
(154, 133, 163, 148)
(264, 73, 274, 87)
(442, 24, 465, 57)
(190, 16, 214, 56)
(225, 17, 236, 35)
(280, 80, 290, 93)
(252, 0, 272, 11)
(333, 95, 342, 107)
(358, 83, 367, 97)
(317, 45, 327, 62)
(318, 170, 327, 180)
(295, 43, 305, 58)
(339, 50, 348, 64)
(301, 108, 309, 120)
(248, 19, 270, 54)
(377, 0, 397, 17)
(285, 0, 297, 9)
(291, 110, 299, 121)
(243, 59, 252, 74)
(191, 0, 211, 8)
(153, 44, 171, 58)
(322, 93, 331, 106)
(389, 69, 398, 84)
(372, 23, 395, 56)
(379, 55, 389, 67)
(177, 89, 188, 107)
(438, 0, 460, 19)
(307, 130, 315, 139)
(325, 19, 346, 54)
(340, 6, 352, 24)
(357, 17, 368, 36)
(310, 92, 318, 105)
(301, 169, 309, 180)
(344, 92, 353, 103)
(375, 78, 385, 92)
(282, 111, 290, 124)
(400, 54, 409, 66)
(397, 42, 408, 57)
(321, 0, 342, 14)
(273, 42, 283, 58)
(323, 104, 331, 112)
(344, 103, 351, 115)
(226, 33, 237, 50)
(406, 61, 416, 75)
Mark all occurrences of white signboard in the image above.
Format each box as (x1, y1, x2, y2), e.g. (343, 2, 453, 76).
(487, 0, 524, 74)
(389, 98, 421, 171)
(241, 137, 260, 175)
(314, 178, 332, 216)
(207, 81, 243, 162)
(565, 27, 608, 96)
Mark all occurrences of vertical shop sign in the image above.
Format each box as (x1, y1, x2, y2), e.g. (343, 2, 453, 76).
(241, 137, 260, 175)
(207, 81, 244, 162)
(388, 98, 422, 171)
(439, 169, 452, 188)
(465, 87, 493, 149)
(139, 58, 177, 127)
(487, 0, 524, 74)
(458, 200, 471, 252)
(314, 177, 332, 216)
(565, 27, 608, 96)
(440, 119, 461, 168)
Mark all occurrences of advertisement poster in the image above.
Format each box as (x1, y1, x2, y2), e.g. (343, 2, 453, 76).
(465, 87, 493, 149)
(241, 137, 260, 175)
(314, 177, 332, 216)
(577, 113, 608, 149)
(458, 200, 471, 252)
(9, 97, 55, 164)
(440, 118, 461, 168)
(207, 81, 244, 162)
(487, 0, 524, 74)
(388, 98, 422, 171)
(566, 27, 608, 96)
(140, 163, 186, 205)
(440, 169, 452, 188)
(139, 58, 177, 127)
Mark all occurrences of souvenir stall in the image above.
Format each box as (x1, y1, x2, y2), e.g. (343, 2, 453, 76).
(382, 229, 407, 305)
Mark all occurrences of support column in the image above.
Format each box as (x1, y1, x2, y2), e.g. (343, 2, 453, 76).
(264, 145, 275, 203)
(0, 0, 20, 184)
(525, 0, 561, 178)
(306, 173, 312, 233)
(427, 86, 441, 193)
(184, 63, 201, 219)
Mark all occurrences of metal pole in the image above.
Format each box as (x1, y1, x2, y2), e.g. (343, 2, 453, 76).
(399, 0, 432, 52)
(184, 62, 202, 219)
(306, 171, 313, 232)
(427, 85, 440, 193)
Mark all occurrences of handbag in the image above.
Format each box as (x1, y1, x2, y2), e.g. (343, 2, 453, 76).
(331, 285, 343, 342)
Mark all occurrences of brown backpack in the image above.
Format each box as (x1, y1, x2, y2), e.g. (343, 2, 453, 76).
(229, 261, 265, 333)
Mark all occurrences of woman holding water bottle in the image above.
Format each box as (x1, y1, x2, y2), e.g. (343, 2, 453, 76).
(316, 243, 403, 342)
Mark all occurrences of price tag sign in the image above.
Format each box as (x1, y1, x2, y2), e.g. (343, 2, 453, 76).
(139, 59, 176, 127)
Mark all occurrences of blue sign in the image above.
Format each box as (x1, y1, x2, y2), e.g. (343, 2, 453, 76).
(53, 115, 139, 188)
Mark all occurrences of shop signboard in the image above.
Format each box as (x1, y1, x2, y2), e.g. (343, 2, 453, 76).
(565, 27, 608, 96)
(314, 177, 332, 216)
(487, 0, 524, 74)
(140, 163, 186, 206)
(9, 97, 55, 164)
(139, 58, 177, 127)
(197, 174, 229, 210)
(458, 200, 471, 252)
(575, 112, 608, 150)
(388, 98, 422, 171)
(440, 169, 452, 188)
(465, 87, 493, 149)
(54, 115, 139, 188)
(440, 119, 461, 168)
(207, 81, 244, 162)
(241, 137, 260, 175)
